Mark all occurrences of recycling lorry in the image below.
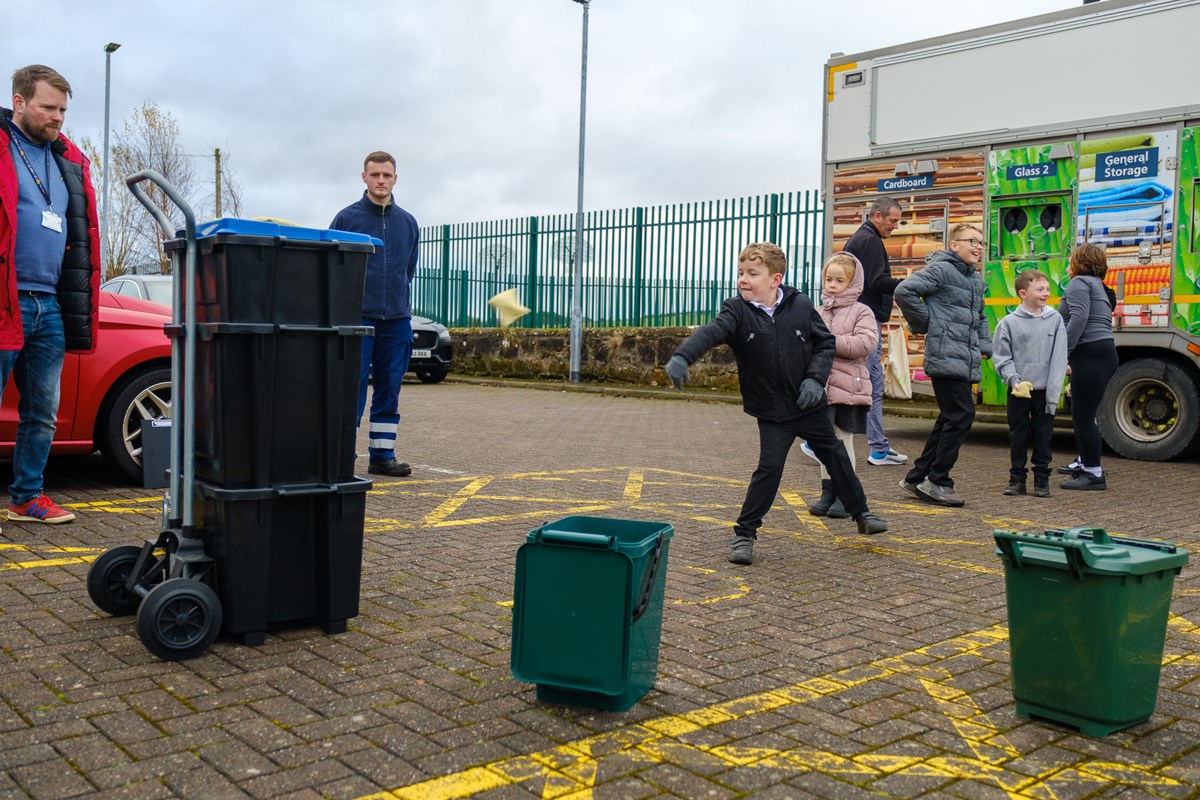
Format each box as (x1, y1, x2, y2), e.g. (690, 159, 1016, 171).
(821, 0, 1200, 460)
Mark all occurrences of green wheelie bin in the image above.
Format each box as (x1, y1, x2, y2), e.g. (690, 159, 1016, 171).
(993, 526, 1188, 737)
(511, 516, 673, 711)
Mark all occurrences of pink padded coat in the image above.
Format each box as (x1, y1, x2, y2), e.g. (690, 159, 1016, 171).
(818, 252, 878, 407)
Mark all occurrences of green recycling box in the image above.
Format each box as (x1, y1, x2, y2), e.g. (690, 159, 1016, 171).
(993, 526, 1188, 737)
(511, 516, 673, 711)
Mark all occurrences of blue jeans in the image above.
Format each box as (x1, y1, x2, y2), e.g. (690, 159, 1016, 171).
(358, 317, 413, 462)
(0, 293, 66, 505)
(866, 320, 889, 453)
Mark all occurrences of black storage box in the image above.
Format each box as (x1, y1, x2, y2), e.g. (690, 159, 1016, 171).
(193, 478, 371, 644)
(174, 322, 371, 489)
(164, 218, 376, 326)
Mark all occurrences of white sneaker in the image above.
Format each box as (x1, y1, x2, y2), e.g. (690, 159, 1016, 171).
(800, 441, 820, 464)
(868, 449, 908, 466)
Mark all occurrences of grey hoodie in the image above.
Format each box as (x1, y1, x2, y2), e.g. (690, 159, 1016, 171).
(992, 305, 1068, 414)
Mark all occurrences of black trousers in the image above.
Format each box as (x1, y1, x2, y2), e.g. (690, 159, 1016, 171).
(1007, 387, 1052, 481)
(1069, 339, 1118, 469)
(904, 377, 975, 489)
(734, 408, 867, 540)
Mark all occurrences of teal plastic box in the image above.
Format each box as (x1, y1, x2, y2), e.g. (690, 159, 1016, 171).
(994, 526, 1187, 737)
(512, 516, 673, 711)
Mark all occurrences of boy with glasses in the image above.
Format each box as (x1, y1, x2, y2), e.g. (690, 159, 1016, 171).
(893, 224, 992, 506)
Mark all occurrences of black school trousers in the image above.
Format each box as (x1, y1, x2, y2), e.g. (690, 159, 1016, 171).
(1007, 387, 1053, 481)
(904, 377, 975, 489)
(734, 406, 867, 540)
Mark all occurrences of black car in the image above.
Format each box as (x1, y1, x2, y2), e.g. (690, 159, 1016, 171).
(409, 315, 454, 383)
(102, 276, 453, 384)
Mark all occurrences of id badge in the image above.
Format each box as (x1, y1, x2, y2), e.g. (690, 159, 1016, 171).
(41, 210, 63, 233)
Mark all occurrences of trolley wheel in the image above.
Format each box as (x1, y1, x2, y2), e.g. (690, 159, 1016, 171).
(87, 545, 147, 616)
(136, 578, 222, 661)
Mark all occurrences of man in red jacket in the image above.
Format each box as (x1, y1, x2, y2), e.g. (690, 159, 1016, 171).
(0, 65, 102, 525)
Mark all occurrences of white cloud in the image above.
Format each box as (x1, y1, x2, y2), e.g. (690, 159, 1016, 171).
(11, 0, 1079, 229)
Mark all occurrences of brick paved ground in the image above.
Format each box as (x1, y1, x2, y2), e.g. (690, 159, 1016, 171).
(2, 379, 1198, 799)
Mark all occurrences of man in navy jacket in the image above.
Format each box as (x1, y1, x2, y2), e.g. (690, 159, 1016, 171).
(330, 151, 419, 477)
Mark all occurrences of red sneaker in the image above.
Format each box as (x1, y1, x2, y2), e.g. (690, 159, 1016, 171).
(8, 494, 76, 524)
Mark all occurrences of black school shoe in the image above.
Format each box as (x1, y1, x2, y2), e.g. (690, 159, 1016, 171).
(1061, 472, 1106, 491)
(369, 458, 412, 477)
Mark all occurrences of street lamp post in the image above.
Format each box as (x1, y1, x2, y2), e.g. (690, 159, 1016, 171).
(568, 0, 589, 384)
(102, 42, 121, 276)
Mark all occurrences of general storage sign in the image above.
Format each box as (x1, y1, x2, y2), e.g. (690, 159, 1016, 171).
(1096, 147, 1159, 181)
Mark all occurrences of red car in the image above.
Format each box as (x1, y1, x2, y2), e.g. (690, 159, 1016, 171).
(0, 291, 172, 484)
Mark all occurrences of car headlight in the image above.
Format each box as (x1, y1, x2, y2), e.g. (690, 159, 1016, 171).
(438, 329, 452, 343)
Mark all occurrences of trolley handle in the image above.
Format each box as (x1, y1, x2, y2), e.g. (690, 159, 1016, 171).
(124, 170, 198, 530)
(126, 170, 196, 240)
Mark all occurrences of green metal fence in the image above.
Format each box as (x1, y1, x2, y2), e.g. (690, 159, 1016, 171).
(413, 190, 823, 328)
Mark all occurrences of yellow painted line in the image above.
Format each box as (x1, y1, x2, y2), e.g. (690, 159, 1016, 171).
(622, 470, 644, 503)
(919, 677, 1021, 764)
(364, 626, 1010, 800)
(2, 555, 99, 570)
(425, 505, 616, 529)
(421, 476, 495, 526)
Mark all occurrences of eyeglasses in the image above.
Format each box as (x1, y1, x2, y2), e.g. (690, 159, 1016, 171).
(954, 238, 985, 248)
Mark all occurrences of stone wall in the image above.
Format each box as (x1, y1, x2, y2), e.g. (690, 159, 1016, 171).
(449, 327, 742, 390)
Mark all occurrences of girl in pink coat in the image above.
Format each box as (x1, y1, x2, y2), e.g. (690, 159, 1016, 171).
(809, 252, 880, 517)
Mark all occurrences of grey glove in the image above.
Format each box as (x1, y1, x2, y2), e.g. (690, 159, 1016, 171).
(665, 355, 689, 389)
(796, 378, 826, 409)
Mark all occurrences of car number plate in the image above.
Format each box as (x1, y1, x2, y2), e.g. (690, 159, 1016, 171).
(412, 349, 432, 359)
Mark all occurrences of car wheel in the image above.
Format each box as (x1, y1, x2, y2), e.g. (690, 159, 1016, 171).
(98, 367, 172, 484)
(415, 368, 448, 384)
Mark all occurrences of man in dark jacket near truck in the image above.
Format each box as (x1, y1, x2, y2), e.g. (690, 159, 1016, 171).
(0, 65, 101, 525)
(331, 151, 420, 477)
(844, 197, 907, 467)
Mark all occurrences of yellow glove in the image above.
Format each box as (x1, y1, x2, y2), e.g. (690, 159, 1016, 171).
(1011, 380, 1033, 399)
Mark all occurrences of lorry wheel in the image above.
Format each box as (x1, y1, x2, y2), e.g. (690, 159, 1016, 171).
(1097, 359, 1200, 461)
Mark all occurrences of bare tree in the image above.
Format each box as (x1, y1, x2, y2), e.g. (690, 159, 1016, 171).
(84, 101, 206, 277)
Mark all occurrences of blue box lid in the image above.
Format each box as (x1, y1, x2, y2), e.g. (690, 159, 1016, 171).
(188, 217, 382, 248)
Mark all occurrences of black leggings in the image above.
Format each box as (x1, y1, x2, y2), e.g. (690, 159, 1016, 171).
(1069, 339, 1118, 469)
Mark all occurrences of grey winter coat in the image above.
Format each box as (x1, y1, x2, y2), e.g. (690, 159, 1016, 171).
(893, 250, 993, 382)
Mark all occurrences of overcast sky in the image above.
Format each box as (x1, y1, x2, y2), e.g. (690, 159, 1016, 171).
(8, 0, 1079, 230)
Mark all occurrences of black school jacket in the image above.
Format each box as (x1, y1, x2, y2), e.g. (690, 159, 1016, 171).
(673, 286, 836, 422)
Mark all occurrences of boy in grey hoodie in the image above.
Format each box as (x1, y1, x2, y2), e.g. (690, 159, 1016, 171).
(992, 269, 1068, 497)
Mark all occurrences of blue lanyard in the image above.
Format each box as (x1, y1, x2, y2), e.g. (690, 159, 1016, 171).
(12, 136, 53, 206)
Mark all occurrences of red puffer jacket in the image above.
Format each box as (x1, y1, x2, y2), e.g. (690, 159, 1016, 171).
(0, 109, 101, 354)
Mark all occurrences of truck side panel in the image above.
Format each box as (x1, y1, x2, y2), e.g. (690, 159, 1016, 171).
(825, 0, 1200, 163)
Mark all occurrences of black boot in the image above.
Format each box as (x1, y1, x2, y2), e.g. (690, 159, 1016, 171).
(808, 480, 837, 516)
(826, 498, 850, 518)
(1033, 475, 1050, 498)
